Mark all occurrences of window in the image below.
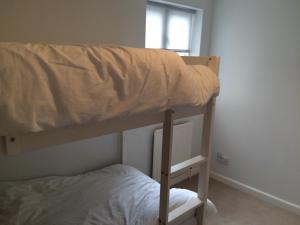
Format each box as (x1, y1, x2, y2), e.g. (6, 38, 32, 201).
(145, 1, 201, 56)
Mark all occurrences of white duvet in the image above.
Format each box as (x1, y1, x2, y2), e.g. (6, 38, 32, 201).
(0, 164, 216, 225)
(0, 43, 219, 136)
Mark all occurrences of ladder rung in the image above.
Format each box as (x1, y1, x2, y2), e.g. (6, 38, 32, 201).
(170, 155, 207, 178)
(170, 165, 200, 186)
(168, 197, 203, 225)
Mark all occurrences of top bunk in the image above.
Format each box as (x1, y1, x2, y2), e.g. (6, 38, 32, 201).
(0, 43, 220, 155)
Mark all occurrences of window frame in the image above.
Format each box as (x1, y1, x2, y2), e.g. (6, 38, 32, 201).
(146, 1, 197, 55)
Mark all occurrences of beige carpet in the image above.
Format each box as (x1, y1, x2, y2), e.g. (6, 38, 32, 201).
(175, 177, 300, 225)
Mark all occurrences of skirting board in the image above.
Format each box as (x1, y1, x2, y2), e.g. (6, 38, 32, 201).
(210, 171, 300, 216)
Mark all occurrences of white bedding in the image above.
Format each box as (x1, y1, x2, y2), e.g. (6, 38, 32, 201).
(0, 164, 216, 225)
(0, 43, 219, 136)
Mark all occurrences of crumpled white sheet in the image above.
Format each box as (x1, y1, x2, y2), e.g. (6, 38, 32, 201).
(0, 164, 217, 225)
(0, 43, 219, 136)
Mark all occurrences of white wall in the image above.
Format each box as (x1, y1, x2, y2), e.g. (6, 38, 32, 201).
(0, 0, 146, 47)
(210, 0, 300, 206)
(0, 135, 121, 180)
(0, 0, 146, 180)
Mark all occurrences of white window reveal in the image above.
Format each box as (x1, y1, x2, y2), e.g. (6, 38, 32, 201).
(146, 1, 202, 56)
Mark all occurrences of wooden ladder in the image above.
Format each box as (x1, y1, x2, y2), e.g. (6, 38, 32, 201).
(159, 97, 216, 225)
(158, 55, 219, 225)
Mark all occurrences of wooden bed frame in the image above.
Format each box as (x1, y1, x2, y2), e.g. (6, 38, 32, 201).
(0, 56, 220, 225)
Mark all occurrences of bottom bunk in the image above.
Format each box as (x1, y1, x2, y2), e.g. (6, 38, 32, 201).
(0, 164, 217, 225)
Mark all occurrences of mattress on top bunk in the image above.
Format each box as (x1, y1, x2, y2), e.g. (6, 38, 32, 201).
(0, 164, 217, 225)
(0, 43, 219, 136)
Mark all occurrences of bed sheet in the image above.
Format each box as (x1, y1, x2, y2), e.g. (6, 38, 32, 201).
(0, 164, 216, 225)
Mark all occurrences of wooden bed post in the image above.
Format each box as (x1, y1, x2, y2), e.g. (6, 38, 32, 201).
(159, 109, 174, 225)
(196, 56, 220, 225)
(196, 99, 216, 225)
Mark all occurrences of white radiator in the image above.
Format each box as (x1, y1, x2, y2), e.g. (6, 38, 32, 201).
(152, 122, 193, 181)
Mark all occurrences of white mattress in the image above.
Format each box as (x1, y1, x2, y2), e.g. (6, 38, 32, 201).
(0, 164, 216, 225)
(0, 43, 219, 137)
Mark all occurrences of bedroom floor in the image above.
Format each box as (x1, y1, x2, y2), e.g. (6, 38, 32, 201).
(175, 177, 300, 225)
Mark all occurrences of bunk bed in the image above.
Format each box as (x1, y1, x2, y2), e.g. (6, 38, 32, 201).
(0, 43, 220, 225)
